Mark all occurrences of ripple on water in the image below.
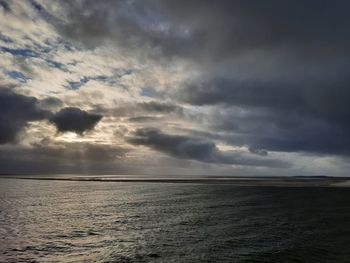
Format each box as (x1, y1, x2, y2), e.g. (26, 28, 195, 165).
(1, 180, 350, 262)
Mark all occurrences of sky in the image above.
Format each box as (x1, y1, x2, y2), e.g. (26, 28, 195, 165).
(1, 0, 350, 176)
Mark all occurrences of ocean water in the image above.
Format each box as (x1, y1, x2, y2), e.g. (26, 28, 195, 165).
(1, 178, 350, 262)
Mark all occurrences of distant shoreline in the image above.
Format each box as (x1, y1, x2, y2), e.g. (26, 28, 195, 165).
(1, 176, 350, 187)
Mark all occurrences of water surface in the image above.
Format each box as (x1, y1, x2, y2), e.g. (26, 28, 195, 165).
(1, 178, 350, 262)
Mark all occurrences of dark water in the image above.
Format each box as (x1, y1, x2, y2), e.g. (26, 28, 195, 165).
(1, 178, 350, 262)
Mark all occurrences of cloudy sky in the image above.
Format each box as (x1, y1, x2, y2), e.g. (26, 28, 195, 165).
(1, 0, 350, 176)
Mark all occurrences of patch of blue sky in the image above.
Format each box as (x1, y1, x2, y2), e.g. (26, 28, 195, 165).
(46, 59, 68, 72)
(140, 87, 156, 97)
(0, 47, 39, 58)
(65, 80, 87, 90)
(65, 75, 109, 90)
(7, 71, 31, 83)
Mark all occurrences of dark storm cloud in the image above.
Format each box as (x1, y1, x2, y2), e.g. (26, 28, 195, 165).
(128, 128, 289, 168)
(128, 128, 216, 161)
(181, 71, 350, 119)
(180, 74, 350, 136)
(0, 88, 50, 144)
(140, 0, 350, 158)
(0, 88, 101, 143)
(49, 107, 102, 134)
(51, 0, 195, 53)
(50, 0, 350, 60)
(205, 106, 350, 156)
(0, 0, 10, 12)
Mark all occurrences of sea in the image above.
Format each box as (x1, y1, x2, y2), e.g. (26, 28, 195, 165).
(1, 177, 350, 262)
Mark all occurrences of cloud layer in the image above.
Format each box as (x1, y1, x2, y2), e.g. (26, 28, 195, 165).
(1, 0, 350, 176)
(0, 88, 49, 144)
(128, 128, 289, 168)
(50, 107, 102, 134)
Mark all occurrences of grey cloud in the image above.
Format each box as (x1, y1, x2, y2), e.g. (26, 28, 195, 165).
(0, 88, 102, 144)
(49, 107, 102, 134)
(93, 101, 183, 118)
(127, 128, 289, 168)
(0, 0, 10, 12)
(128, 116, 162, 123)
(38, 97, 63, 111)
(46, 0, 350, 157)
(50, 0, 350, 160)
(46, 0, 350, 62)
(139, 101, 183, 114)
(180, 73, 350, 121)
(128, 128, 216, 161)
(49, 0, 195, 55)
(0, 142, 129, 174)
(249, 147, 268, 157)
(3, 0, 350, 174)
(35, 140, 128, 162)
(206, 106, 350, 156)
(176, 46, 350, 157)
(0, 88, 50, 144)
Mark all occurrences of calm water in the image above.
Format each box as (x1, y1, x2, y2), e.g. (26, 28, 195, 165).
(1, 178, 350, 262)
